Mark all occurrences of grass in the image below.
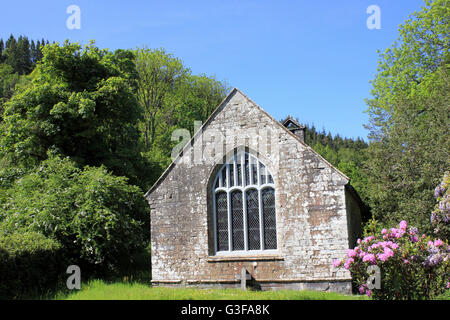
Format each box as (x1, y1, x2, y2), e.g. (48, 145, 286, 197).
(53, 279, 367, 300)
(47, 246, 366, 300)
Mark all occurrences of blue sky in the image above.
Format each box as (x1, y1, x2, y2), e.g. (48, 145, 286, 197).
(0, 0, 426, 140)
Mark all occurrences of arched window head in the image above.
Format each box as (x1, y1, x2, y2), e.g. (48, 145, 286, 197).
(212, 150, 277, 253)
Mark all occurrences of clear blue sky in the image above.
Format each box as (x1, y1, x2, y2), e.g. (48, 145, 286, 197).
(0, 0, 426, 140)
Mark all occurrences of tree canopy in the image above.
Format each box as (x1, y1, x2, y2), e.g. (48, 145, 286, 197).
(364, 0, 449, 230)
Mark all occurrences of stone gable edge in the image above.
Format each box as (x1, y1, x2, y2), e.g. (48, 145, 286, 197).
(144, 87, 351, 199)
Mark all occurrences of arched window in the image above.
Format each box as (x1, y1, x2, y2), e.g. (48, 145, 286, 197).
(212, 151, 277, 253)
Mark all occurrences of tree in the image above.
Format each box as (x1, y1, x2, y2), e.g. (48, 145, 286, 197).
(0, 39, 4, 63)
(364, 0, 450, 229)
(0, 155, 148, 270)
(16, 36, 32, 75)
(1, 41, 145, 186)
(135, 47, 187, 149)
(134, 47, 229, 184)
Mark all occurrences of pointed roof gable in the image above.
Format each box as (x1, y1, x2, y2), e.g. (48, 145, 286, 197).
(144, 88, 349, 198)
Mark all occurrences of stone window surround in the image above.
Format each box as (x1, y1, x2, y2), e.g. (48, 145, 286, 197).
(212, 150, 279, 256)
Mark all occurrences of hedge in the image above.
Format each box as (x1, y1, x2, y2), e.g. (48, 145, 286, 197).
(0, 232, 67, 299)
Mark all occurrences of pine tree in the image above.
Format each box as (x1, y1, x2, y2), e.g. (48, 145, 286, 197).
(16, 36, 32, 74)
(0, 39, 4, 63)
(4, 35, 18, 72)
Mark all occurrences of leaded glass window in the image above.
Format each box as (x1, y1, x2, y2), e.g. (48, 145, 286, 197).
(212, 151, 277, 253)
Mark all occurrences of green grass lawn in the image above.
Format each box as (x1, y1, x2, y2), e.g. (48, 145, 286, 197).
(53, 279, 367, 300)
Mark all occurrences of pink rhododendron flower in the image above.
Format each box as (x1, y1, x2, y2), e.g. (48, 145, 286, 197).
(381, 228, 387, 235)
(384, 247, 394, 258)
(347, 249, 357, 258)
(399, 220, 407, 230)
(434, 239, 443, 247)
(377, 253, 387, 261)
(363, 236, 375, 243)
(362, 253, 376, 264)
(344, 258, 354, 269)
(366, 289, 372, 297)
(333, 259, 341, 267)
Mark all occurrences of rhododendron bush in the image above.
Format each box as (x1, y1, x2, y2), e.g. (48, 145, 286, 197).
(334, 220, 449, 300)
(431, 172, 449, 241)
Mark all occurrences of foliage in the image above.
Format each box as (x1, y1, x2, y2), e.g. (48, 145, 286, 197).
(0, 231, 65, 299)
(0, 35, 48, 75)
(334, 220, 449, 300)
(0, 155, 148, 271)
(364, 0, 450, 230)
(135, 47, 229, 187)
(431, 172, 450, 240)
(135, 47, 188, 149)
(0, 41, 146, 186)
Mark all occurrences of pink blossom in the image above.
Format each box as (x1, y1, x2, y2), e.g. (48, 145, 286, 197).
(366, 289, 372, 297)
(363, 253, 376, 264)
(434, 239, 444, 247)
(347, 249, 357, 258)
(359, 285, 366, 294)
(333, 259, 342, 267)
(446, 282, 450, 289)
(381, 228, 387, 235)
(363, 236, 375, 243)
(399, 220, 407, 230)
(344, 258, 354, 269)
(377, 253, 387, 261)
(403, 259, 409, 264)
(383, 247, 394, 258)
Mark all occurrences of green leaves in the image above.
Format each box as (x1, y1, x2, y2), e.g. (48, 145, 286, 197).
(0, 155, 147, 269)
(365, 0, 450, 230)
(0, 41, 144, 185)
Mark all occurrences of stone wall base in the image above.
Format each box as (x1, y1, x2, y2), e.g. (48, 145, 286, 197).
(151, 280, 352, 295)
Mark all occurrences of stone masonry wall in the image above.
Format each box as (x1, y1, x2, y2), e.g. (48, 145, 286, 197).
(146, 89, 355, 292)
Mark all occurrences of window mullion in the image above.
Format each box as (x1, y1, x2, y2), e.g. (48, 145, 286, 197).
(226, 164, 232, 251)
(212, 191, 217, 252)
(241, 152, 245, 187)
(233, 154, 238, 187)
(256, 158, 260, 186)
(259, 188, 264, 250)
(249, 156, 254, 185)
(243, 190, 248, 251)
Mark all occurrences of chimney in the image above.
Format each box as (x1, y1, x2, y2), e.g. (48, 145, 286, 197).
(282, 116, 306, 143)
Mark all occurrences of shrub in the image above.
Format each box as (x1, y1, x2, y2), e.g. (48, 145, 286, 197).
(0, 231, 66, 299)
(0, 155, 148, 271)
(431, 171, 449, 241)
(333, 220, 449, 300)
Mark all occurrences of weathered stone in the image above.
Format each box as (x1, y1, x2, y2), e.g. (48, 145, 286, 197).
(145, 88, 364, 294)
